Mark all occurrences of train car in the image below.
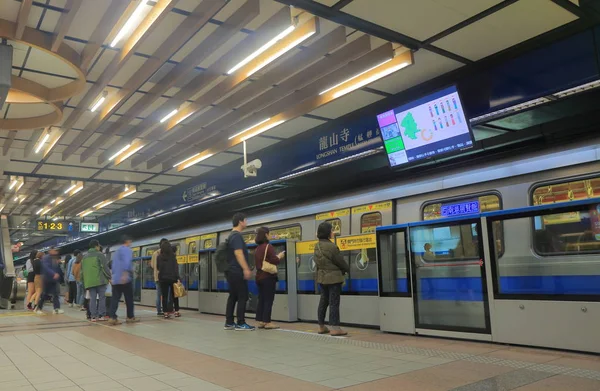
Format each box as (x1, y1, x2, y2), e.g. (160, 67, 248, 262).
(75, 138, 600, 352)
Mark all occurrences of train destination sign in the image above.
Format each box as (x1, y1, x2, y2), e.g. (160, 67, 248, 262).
(36, 220, 76, 233)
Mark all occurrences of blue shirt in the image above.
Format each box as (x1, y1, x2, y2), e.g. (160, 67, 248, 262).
(227, 231, 248, 275)
(66, 257, 76, 282)
(41, 254, 60, 280)
(111, 245, 133, 285)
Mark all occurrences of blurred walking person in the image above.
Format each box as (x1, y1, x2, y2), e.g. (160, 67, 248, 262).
(35, 248, 64, 314)
(65, 254, 77, 307)
(25, 250, 37, 310)
(72, 250, 84, 308)
(108, 235, 139, 325)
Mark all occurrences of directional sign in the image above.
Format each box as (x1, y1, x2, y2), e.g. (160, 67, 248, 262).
(80, 222, 99, 233)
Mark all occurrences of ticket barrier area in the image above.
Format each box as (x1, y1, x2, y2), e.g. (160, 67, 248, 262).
(198, 240, 298, 322)
(296, 234, 380, 326)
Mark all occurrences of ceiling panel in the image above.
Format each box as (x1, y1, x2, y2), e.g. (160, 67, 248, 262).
(138, 184, 170, 193)
(165, 166, 213, 176)
(136, 12, 187, 56)
(145, 175, 189, 186)
(66, 0, 111, 41)
(25, 47, 79, 78)
(86, 50, 117, 82)
(36, 164, 98, 178)
(227, 136, 279, 154)
(264, 116, 326, 139)
(434, 0, 578, 61)
(110, 56, 147, 87)
(201, 152, 241, 167)
(369, 49, 463, 94)
(342, 0, 502, 41)
(20, 71, 73, 88)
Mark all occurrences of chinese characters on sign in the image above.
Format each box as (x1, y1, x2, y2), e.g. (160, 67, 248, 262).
(440, 201, 480, 218)
(317, 127, 380, 160)
(182, 182, 218, 203)
(336, 234, 377, 251)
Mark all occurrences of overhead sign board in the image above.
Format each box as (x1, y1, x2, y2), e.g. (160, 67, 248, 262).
(336, 234, 377, 251)
(80, 222, 99, 233)
(36, 221, 76, 233)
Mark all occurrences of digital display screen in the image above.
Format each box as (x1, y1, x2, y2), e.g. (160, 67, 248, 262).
(377, 85, 473, 167)
(440, 200, 480, 218)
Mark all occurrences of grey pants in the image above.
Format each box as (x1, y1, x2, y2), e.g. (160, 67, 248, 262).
(318, 283, 342, 328)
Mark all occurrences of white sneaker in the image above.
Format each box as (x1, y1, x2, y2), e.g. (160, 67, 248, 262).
(54, 309, 64, 314)
(69, 303, 74, 308)
(35, 310, 43, 315)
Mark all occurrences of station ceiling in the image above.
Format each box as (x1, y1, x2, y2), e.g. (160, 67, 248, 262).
(0, 0, 589, 247)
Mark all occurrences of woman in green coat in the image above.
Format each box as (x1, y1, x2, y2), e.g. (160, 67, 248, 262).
(314, 221, 350, 336)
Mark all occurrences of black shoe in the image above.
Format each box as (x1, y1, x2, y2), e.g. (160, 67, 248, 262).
(157, 312, 164, 316)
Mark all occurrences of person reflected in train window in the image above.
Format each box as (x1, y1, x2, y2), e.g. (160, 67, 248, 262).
(314, 221, 349, 337)
(254, 227, 285, 330)
(422, 243, 435, 262)
(224, 212, 254, 331)
(152, 238, 168, 316)
(157, 240, 180, 319)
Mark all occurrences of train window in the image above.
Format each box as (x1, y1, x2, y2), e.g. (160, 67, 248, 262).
(489, 205, 600, 297)
(532, 178, 600, 255)
(132, 249, 140, 258)
(378, 230, 409, 295)
(270, 226, 302, 240)
(326, 219, 342, 236)
(360, 212, 382, 233)
(188, 242, 197, 255)
(423, 193, 504, 258)
(203, 239, 214, 249)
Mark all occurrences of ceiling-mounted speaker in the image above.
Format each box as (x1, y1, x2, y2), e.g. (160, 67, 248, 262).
(0, 40, 13, 112)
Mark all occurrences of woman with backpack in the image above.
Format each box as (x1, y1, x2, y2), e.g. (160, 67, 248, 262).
(157, 240, 180, 319)
(254, 227, 285, 329)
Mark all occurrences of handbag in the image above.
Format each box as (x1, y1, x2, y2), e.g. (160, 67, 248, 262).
(261, 244, 278, 275)
(173, 281, 187, 298)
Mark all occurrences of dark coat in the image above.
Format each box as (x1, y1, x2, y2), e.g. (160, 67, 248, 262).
(157, 253, 179, 282)
(314, 239, 349, 285)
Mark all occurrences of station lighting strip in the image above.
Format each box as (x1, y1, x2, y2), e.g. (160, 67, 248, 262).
(36, 181, 83, 216)
(109, 14, 319, 167)
(174, 47, 413, 171)
(8, 176, 25, 192)
(77, 186, 137, 218)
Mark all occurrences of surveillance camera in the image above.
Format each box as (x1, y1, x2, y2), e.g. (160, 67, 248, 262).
(241, 159, 262, 177)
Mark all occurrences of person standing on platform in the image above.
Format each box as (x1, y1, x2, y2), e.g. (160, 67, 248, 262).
(30, 252, 43, 309)
(35, 248, 64, 314)
(81, 240, 111, 322)
(254, 227, 285, 329)
(65, 254, 77, 307)
(314, 221, 349, 336)
(108, 235, 139, 325)
(151, 238, 168, 316)
(157, 240, 180, 319)
(25, 250, 37, 310)
(224, 213, 254, 331)
(72, 250, 84, 308)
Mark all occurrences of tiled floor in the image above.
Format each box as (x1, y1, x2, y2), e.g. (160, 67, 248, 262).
(0, 306, 599, 390)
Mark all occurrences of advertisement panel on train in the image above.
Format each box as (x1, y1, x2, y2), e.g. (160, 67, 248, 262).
(376, 85, 474, 168)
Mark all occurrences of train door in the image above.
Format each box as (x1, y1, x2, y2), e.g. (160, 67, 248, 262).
(140, 245, 159, 306)
(185, 236, 200, 310)
(199, 233, 220, 314)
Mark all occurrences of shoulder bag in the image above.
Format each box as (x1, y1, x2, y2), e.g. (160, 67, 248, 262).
(261, 244, 278, 275)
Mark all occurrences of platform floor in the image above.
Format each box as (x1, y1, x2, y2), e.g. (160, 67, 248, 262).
(0, 306, 599, 391)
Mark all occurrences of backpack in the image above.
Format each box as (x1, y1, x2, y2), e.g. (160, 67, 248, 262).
(214, 233, 232, 273)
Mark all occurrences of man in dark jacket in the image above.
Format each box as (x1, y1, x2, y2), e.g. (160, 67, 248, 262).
(35, 248, 64, 314)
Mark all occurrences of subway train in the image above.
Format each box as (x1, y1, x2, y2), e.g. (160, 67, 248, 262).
(91, 136, 600, 353)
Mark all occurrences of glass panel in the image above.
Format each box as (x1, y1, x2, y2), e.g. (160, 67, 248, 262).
(142, 258, 156, 289)
(272, 243, 287, 293)
(361, 213, 382, 233)
(296, 245, 317, 294)
(203, 238, 215, 249)
(410, 222, 489, 331)
(495, 209, 600, 295)
(188, 242, 197, 254)
(188, 261, 199, 291)
(132, 249, 140, 257)
(198, 252, 210, 292)
(132, 259, 142, 301)
(345, 248, 377, 294)
(211, 256, 228, 292)
(178, 264, 188, 290)
(247, 248, 258, 313)
(242, 226, 302, 243)
(379, 231, 409, 294)
(144, 246, 158, 257)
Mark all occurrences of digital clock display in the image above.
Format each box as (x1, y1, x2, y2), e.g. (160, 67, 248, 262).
(36, 221, 76, 233)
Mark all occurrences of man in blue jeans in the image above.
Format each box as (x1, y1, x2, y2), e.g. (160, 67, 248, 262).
(151, 238, 169, 315)
(81, 240, 110, 322)
(108, 235, 139, 325)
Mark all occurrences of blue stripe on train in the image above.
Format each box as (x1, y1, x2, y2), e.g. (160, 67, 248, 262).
(216, 280, 287, 292)
(201, 275, 600, 297)
(499, 275, 600, 295)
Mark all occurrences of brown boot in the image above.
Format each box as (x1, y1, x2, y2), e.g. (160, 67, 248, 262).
(330, 329, 348, 336)
(264, 323, 279, 330)
(256, 321, 265, 329)
(318, 326, 330, 334)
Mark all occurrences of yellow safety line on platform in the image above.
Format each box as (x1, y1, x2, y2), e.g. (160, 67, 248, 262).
(0, 312, 41, 318)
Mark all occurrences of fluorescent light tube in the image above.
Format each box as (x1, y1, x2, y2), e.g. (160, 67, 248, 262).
(117, 145, 144, 162)
(64, 184, 76, 194)
(320, 59, 392, 95)
(173, 153, 199, 167)
(90, 96, 106, 112)
(181, 154, 214, 170)
(240, 120, 286, 141)
(110, 0, 148, 48)
(35, 134, 50, 153)
(246, 31, 316, 77)
(227, 25, 295, 75)
(160, 109, 178, 123)
(228, 118, 271, 140)
(109, 144, 131, 161)
(9, 180, 17, 190)
(332, 62, 411, 99)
